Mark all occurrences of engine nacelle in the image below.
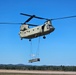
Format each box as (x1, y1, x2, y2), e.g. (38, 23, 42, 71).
(45, 20, 52, 25)
(20, 24, 29, 31)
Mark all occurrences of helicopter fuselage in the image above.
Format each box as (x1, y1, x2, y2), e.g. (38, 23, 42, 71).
(19, 20, 55, 40)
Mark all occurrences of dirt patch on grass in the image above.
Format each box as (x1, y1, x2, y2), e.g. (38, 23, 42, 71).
(0, 70, 76, 74)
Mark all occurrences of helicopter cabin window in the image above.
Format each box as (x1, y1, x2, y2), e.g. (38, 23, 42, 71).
(33, 29, 34, 31)
(37, 28, 39, 30)
(27, 31, 30, 33)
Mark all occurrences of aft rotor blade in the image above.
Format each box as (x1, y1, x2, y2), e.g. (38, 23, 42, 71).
(20, 13, 32, 17)
(51, 15, 76, 21)
(20, 13, 50, 20)
(24, 15, 35, 23)
(34, 15, 49, 20)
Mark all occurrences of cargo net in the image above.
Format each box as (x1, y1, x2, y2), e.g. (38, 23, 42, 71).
(29, 37, 40, 63)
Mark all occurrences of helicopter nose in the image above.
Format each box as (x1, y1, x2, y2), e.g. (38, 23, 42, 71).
(52, 27, 55, 31)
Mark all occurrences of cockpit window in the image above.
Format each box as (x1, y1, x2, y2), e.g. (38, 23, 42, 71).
(47, 25, 52, 29)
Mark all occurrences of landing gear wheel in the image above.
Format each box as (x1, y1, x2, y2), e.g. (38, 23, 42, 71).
(29, 39, 31, 41)
(21, 38, 23, 40)
(43, 36, 46, 39)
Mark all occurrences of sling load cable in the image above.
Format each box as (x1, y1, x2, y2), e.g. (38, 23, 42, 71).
(29, 37, 40, 59)
(30, 39, 36, 59)
(36, 36, 40, 58)
(30, 40, 33, 59)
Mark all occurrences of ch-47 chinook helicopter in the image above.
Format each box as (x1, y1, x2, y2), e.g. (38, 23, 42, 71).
(0, 13, 76, 41)
(19, 13, 55, 41)
(19, 13, 76, 41)
(0, 13, 76, 63)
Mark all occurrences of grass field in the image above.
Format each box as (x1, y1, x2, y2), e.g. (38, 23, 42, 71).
(0, 73, 54, 75)
(0, 73, 75, 75)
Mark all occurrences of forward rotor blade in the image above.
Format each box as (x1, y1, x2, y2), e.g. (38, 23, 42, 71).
(51, 15, 76, 21)
(0, 22, 38, 26)
(0, 22, 22, 24)
(28, 24, 38, 26)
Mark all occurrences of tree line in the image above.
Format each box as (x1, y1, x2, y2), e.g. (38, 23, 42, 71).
(0, 64, 76, 71)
